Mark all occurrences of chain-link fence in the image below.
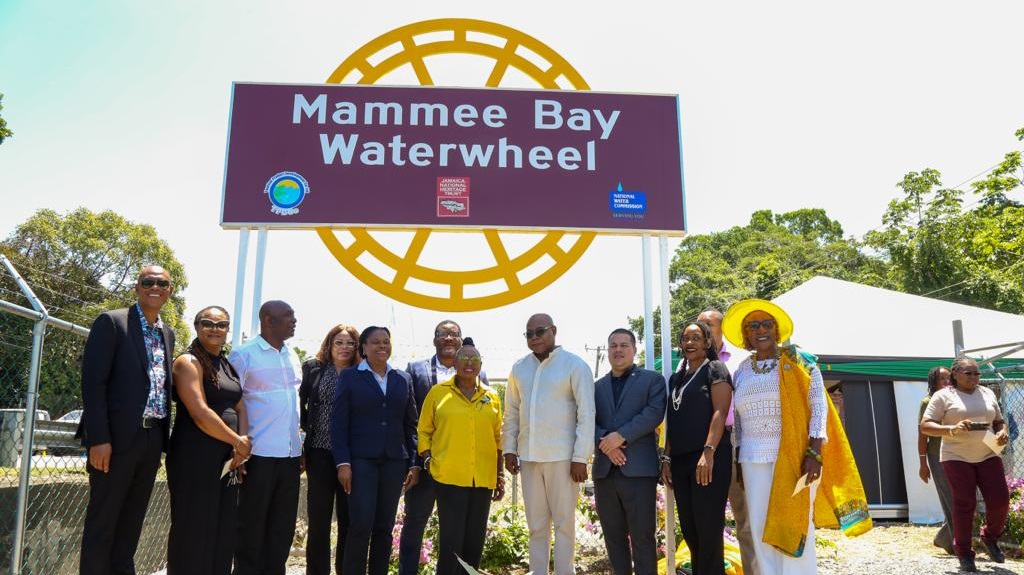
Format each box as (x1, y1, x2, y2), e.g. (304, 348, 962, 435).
(989, 378, 1024, 481)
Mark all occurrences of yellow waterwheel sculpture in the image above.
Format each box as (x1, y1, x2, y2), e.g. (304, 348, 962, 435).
(316, 18, 596, 312)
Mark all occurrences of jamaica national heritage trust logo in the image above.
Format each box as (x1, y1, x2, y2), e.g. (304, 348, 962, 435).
(264, 171, 309, 216)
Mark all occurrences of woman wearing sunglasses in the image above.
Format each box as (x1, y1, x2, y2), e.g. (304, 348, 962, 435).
(299, 324, 361, 575)
(166, 306, 252, 575)
(331, 326, 419, 575)
(661, 321, 733, 575)
(417, 338, 504, 575)
(724, 299, 870, 575)
(921, 357, 1010, 572)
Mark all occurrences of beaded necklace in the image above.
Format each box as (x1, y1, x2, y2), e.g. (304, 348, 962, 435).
(671, 359, 709, 411)
(749, 348, 781, 374)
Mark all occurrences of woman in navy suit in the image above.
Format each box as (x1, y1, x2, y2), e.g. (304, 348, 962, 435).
(331, 326, 420, 575)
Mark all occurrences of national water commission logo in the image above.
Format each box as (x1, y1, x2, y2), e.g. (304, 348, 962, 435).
(264, 171, 309, 216)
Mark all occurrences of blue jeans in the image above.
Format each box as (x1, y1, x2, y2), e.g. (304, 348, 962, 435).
(342, 458, 407, 575)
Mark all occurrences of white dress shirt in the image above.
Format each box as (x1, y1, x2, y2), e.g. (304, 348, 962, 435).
(501, 346, 596, 463)
(228, 335, 303, 458)
(357, 359, 393, 394)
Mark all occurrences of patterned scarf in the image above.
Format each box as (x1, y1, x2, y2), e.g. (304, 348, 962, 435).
(763, 346, 872, 556)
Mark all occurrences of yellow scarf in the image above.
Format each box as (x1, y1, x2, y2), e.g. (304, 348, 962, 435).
(762, 347, 872, 557)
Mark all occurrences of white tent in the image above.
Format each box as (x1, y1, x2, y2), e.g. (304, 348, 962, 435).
(770, 276, 1024, 523)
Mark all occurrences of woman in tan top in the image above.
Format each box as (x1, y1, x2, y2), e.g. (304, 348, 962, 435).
(921, 357, 1010, 572)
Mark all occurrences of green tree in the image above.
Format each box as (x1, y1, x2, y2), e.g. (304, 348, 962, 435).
(631, 208, 889, 350)
(0, 208, 189, 416)
(864, 128, 1024, 313)
(0, 93, 12, 144)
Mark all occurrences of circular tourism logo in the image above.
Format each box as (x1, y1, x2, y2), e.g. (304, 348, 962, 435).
(264, 171, 309, 215)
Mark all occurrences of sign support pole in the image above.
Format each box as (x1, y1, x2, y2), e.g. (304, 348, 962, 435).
(642, 235, 655, 367)
(232, 227, 250, 348)
(250, 227, 268, 339)
(659, 235, 676, 574)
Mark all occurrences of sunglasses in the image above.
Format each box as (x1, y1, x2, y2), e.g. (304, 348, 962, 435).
(960, 371, 981, 376)
(332, 340, 357, 348)
(198, 319, 230, 331)
(744, 319, 776, 331)
(457, 356, 482, 365)
(523, 325, 553, 339)
(139, 278, 172, 289)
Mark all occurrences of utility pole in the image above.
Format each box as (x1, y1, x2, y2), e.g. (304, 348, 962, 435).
(585, 345, 606, 378)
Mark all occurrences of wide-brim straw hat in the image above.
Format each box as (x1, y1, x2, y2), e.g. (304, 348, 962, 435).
(722, 299, 794, 349)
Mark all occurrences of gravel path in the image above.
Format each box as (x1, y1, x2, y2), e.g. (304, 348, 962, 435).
(816, 523, 1023, 575)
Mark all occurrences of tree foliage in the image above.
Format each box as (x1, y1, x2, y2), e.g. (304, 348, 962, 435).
(0, 93, 12, 145)
(631, 208, 889, 349)
(0, 208, 189, 415)
(864, 128, 1024, 314)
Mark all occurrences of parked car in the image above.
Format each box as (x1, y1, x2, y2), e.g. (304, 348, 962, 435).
(56, 409, 82, 423)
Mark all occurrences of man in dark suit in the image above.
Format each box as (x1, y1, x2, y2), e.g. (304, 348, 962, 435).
(397, 320, 488, 575)
(78, 265, 176, 575)
(592, 328, 667, 575)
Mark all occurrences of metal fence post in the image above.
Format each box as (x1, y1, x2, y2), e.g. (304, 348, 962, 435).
(2, 255, 49, 575)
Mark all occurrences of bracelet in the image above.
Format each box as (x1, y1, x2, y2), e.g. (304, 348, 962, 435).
(919, 454, 927, 458)
(659, 454, 672, 464)
(804, 446, 822, 464)
(704, 444, 716, 451)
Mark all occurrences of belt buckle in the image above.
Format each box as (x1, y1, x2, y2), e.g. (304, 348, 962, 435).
(142, 417, 156, 429)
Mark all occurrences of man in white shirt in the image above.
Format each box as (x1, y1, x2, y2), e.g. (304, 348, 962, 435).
(502, 313, 596, 575)
(698, 307, 759, 575)
(229, 300, 303, 575)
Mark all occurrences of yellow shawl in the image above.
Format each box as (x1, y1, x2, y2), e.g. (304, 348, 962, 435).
(762, 347, 872, 557)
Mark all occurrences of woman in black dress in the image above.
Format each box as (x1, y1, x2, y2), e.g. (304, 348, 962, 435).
(300, 323, 360, 575)
(167, 306, 252, 575)
(661, 321, 733, 575)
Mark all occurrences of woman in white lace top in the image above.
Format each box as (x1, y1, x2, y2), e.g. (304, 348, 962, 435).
(724, 300, 827, 575)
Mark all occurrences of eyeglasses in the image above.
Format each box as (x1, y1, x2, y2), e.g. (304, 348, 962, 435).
(333, 340, 357, 348)
(744, 319, 776, 331)
(198, 319, 230, 331)
(435, 331, 461, 339)
(523, 326, 553, 339)
(139, 278, 172, 289)
(457, 356, 482, 365)
(960, 371, 981, 376)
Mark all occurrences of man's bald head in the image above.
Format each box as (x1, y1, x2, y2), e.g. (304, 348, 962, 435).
(259, 300, 296, 348)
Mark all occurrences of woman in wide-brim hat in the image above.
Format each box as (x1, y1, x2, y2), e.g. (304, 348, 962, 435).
(724, 299, 871, 575)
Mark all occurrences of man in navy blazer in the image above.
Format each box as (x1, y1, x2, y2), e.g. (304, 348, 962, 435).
(592, 328, 667, 575)
(78, 265, 176, 575)
(397, 320, 489, 575)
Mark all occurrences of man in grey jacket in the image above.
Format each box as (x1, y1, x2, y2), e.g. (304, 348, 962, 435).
(592, 328, 667, 575)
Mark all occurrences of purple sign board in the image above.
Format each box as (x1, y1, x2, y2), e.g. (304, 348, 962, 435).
(221, 83, 685, 235)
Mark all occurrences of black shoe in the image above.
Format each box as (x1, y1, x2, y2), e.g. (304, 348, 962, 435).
(958, 555, 978, 572)
(982, 539, 1005, 563)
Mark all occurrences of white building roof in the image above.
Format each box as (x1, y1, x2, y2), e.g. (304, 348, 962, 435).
(772, 276, 1024, 359)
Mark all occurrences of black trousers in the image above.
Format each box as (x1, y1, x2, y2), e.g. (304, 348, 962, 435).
(80, 425, 164, 575)
(233, 455, 301, 575)
(670, 440, 732, 575)
(397, 468, 435, 575)
(593, 469, 658, 575)
(342, 458, 407, 575)
(305, 448, 349, 575)
(433, 482, 492, 575)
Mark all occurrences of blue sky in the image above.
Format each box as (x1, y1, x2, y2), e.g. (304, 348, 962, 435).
(2, 1, 1023, 375)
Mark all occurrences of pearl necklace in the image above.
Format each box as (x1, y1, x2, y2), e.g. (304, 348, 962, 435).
(671, 359, 709, 411)
(749, 349, 781, 374)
